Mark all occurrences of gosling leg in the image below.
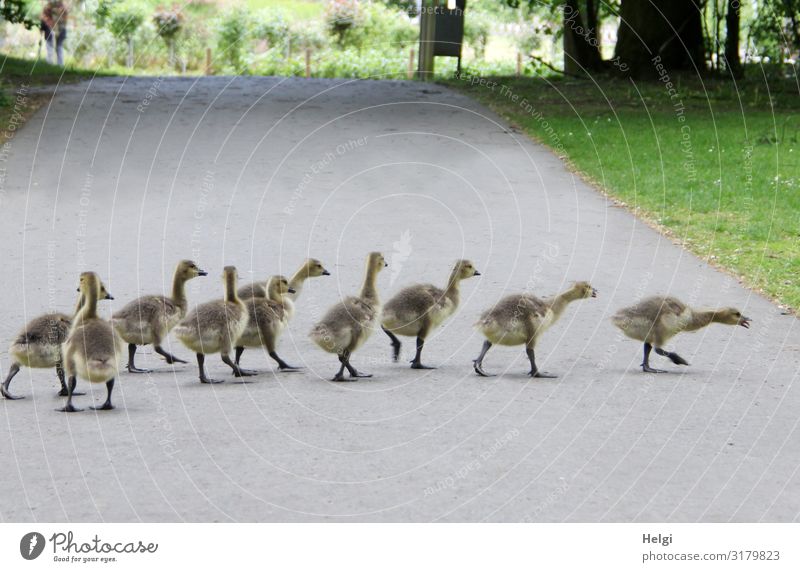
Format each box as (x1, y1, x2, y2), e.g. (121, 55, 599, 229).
(55, 363, 85, 397)
(269, 351, 302, 372)
(473, 340, 493, 377)
(234, 346, 245, 366)
(642, 343, 667, 373)
(342, 350, 372, 379)
(154, 344, 187, 365)
(331, 355, 350, 382)
(90, 378, 115, 411)
(222, 354, 257, 377)
(526, 347, 556, 378)
(655, 347, 689, 366)
(382, 326, 402, 362)
(410, 336, 436, 370)
(57, 375, 82, 412)
(127, 343, 152, 374)
(197, 353, 224, 384)
(2, 363, 23, 400)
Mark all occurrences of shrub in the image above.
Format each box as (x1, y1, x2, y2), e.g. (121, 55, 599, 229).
(326, 2, 416, 50)
(464, 12, 490, 59)
(325, 0, 359, 46)
(108, 0, 145, 41)
(153, 7, 183, 41)
(252, 8, 290, 49)
(215, 7, 249, 72)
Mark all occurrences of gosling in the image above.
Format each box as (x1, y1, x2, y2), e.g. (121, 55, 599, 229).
(381, 259, 480, 369)
(238, 258, 330, 300)
(111, 260, 207, 373)
(173, 266, 253, 384)
(2, 283, 113, 400)
(611, 295, 751, 373)
(59, 272, 124, 412)
(473, 281, 597, 378)
(309, 252, 386, 381)
(235, 275, 300, 372)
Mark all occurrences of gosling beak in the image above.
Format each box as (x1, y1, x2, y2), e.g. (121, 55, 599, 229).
(198, 269, 208, 277)
(288, 288, 296, 294)
(105, 293, 114, 300)
(473, 270, 481, 276)
(322, 269, 330, 276)
(591, 288, 598, 298)
(739, 316, 751, 329)
(384, 262, 389, 267)
(76, 287, 80, 292)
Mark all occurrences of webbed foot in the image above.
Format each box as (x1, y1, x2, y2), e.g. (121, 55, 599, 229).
(529, 370, 557, 378)
(90, 403, 114, 411)
(58, 388, 85, 397)
(57, 404, 82, 412)
(127, 365, 153, 374)
(473, 361, 493, 377)
(233, 368, 258, 377)
(642, 365, 668, 374)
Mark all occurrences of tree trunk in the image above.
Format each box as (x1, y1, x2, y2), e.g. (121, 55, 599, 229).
(127, 37, 134, 68)
(563, 0, 603, 75)
(615, 0, 705, 78)
(724, 0, 743, 78)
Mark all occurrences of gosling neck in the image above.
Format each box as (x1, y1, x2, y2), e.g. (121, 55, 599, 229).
(78, 282, 99, 321)
(547, 286, 582, 318)
(267, 282, 283, 304)
(444, 267, 463, 303)
(360, 264, 380, 304)
(73, 293, 86, 316)
(171, 271, 189, 311)
(684, 308, 718, 331)
(224, 274, 239, 304)
(288, 267, 308, 300)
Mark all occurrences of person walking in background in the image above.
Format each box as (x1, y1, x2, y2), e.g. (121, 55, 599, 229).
(40, 0, 69, 66)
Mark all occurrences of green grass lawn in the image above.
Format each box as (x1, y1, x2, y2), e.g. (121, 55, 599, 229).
(446, 72, 800, 311)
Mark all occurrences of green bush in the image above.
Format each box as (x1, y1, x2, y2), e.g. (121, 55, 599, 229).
(326, 2, 416, 50)
(107, 0, 145, 41)
(215, 7, 249, 72)
(252, 8, 290, 49)
(325, 0, 358, 46)
(464, 12, 490, 59)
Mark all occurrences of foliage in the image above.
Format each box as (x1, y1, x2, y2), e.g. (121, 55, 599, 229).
(252, 8, 290, 47)
(1, 0, 33, 28)
(748, 0, 800, 61)
(94, 0, 117, 29)
(325, 0, 359, 46)
(153, 7, 183, 41)
(377, 0, 415, 14)
(326, 1, 416, 49)
(464, 11, 491, 59)
(215, 7, 249, 72)
(107, 0, 146, 41)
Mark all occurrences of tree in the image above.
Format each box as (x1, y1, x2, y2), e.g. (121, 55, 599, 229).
(107, 1, 146, 68)
(749, 0, 800, 62)
(1, 0, 33, 28)
(615, 0, 705, 77)
(562, 0, 603, 74)
(724, 0, 743, 78)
